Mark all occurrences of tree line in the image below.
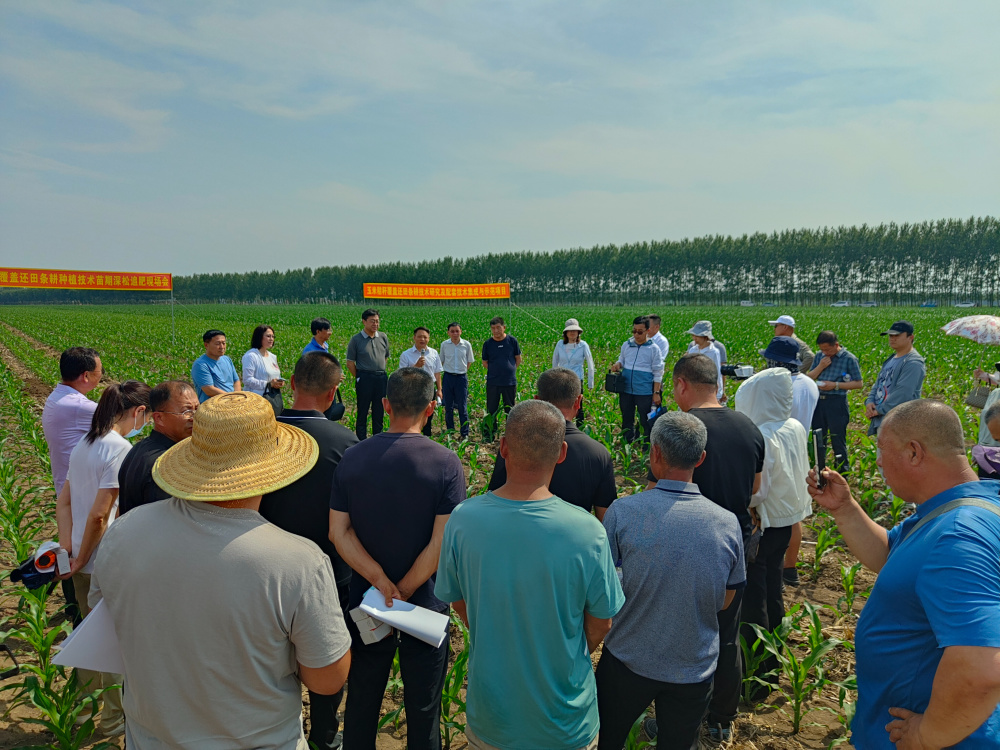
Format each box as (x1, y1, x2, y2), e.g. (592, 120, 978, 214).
(2, 216, 997, 306)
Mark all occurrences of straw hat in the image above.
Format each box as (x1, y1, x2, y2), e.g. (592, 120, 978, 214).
(153, 392, 318, 502)
(563, 318, 583, 333)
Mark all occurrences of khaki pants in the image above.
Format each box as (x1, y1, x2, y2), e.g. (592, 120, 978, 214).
(466, 724, 598, 750)
(71, 573, 124, 731)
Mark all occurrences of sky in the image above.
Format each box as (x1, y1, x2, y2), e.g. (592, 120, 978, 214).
(1, 0, 998, 277)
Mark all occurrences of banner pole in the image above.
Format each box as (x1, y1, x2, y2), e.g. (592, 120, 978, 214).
(171, 286, 176, 349)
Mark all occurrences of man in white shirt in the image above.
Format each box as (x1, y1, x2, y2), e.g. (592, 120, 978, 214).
(399, 327, 443, 437)
(647, 314, 670, 363)
(42, 346, 103, 624)
(439, 322, 476, 438)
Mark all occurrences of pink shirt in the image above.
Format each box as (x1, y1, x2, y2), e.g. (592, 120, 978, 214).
(42, 383, 97, 495)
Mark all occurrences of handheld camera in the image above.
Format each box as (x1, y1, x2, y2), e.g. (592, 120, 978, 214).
(812, 428, 827, 489)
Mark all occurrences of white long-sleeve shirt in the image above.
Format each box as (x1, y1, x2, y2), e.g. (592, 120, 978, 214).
(552, 340, 595, 389)
(686, 341, 724, 400)
(241, 349, 281, 395)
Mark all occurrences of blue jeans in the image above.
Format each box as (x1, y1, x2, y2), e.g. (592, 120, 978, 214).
(442, 373, 470, 436)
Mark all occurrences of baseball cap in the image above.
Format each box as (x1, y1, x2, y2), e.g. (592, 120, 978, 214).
(767, 315, 796, 328)
(881, 321, 914, 336)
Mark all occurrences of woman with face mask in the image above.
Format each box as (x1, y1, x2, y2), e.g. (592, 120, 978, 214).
(55, 378, 150, 737)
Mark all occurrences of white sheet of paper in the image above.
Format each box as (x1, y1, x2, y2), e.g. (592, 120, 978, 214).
(360, 588, 450, 648)
(52, 599, 125, 674)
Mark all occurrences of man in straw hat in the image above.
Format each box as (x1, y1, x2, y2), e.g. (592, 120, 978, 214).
(330, 366, 466, 750)
(92, 392, 352, 749)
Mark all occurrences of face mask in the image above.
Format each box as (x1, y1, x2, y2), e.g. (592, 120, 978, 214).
(125, 410, 148, 439)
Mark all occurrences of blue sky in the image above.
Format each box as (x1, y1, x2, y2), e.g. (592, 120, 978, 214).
(1, 1, 998, 276)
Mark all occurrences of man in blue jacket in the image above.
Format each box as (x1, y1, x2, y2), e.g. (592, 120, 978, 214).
(610, 316, 664, 443)
(865, 320, 926, 435)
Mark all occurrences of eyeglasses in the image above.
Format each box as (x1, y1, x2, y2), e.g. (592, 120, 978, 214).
(159, 408, 198, 418)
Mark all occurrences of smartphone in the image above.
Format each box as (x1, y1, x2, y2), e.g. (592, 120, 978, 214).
(812, 429, 827, 489)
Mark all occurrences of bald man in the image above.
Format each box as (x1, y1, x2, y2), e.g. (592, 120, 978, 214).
(435, 400, 624, 750)
(808, 400, 1000, 749)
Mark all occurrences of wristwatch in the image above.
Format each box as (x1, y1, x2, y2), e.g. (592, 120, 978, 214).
(835, 382, 839, 391)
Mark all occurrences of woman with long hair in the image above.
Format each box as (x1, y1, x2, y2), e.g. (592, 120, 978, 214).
(56, 379, 150, 737)
(552, 318, 594, 427)
(242, 325, 284, 416)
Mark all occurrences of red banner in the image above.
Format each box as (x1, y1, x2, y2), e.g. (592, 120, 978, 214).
(0, 267, 172, 291)
(364, 282, 509, 300)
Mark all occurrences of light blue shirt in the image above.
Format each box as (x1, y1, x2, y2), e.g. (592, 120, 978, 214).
(191, 354, 239, 403)
(436, 492, 624, 750)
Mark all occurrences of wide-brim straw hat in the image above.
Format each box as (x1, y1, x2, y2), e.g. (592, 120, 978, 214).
(563, 318, 583, 333)
(153, 392, 318, 502)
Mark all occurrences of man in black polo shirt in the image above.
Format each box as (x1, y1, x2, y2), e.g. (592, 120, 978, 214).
(488, 368, 617, 520)
(645, 354, 764, 745)
(481, 316, 522, 441)
(118, 381, 198, 515)
(259, 352, 358, 750)
(330, 367, 465, 750)
(346, 308, 390, 440)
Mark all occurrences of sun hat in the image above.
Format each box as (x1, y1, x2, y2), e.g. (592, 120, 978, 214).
(759, 336, 801, 365)
(767, 314, 796, 328)
(685, 320, 714, 339)
(563, 318, 583, 333)
(881, 321, 914, 336)
(153, 392, 318, 502)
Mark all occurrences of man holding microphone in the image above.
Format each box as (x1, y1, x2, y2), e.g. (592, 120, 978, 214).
(399, 327, 443, 437)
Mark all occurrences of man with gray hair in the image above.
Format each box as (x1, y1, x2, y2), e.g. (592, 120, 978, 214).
(599, 412, 745, 749)
(436, 400, 624, 750)
(808, 399, 1000, 748)
(488, 368, 617, 520)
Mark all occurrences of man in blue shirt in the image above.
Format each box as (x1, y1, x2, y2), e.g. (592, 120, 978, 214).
(808, 399, 1000, 749)
(610, 316, 664, 443)
(864, 321, 926, 436)
(303, 317, 332, 356)
(191, 329, 241, 403)
(807, 330, 864, 472)
(436, 400, 624, 750)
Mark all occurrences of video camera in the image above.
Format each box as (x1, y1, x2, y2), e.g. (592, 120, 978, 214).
(720, 364, 754, 380)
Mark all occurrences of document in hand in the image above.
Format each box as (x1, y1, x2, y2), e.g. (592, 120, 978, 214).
(360, 587, 450, 648)
(52, 599, 125, 674)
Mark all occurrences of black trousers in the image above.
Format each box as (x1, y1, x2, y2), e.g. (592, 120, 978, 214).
(812, 396, 850, 471)
(421, 412, 434, 437)
(575, 380, 585, 428)
(307, 577, 351, 749)
(442, 373, 470, 436)
(485, 385, 516, 440)
(619, 393, 653, 443)
(596, 650, 712, 750)
(740, 524, 793, 682)
(355, 371, 387, 440)
(343, 623, 450, 750)
(707, 587, 742, 725)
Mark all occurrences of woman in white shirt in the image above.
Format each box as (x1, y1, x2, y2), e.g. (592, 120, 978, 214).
(685, 320, 724, 401)
(242, 325, 284, 416)
(552, 318, 595, 427)
(56, 379, 151, 737)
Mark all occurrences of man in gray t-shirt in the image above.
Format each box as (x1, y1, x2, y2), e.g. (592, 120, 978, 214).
(597, 412, 744, 750)
(93, 393, 352, 750)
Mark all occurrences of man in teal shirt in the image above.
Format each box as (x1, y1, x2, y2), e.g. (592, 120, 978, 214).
(435, 400, 624, 750)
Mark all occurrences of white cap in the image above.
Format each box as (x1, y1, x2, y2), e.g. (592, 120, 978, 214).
(767, 314, 796, 328)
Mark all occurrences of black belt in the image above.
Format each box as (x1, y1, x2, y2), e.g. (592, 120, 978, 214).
(443, 371, 467, 376)
(358, 370, 386, 376)
(818, 393, 846, 400)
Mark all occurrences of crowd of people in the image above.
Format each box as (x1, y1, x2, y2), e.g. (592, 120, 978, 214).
(33, 308, 1000, 750)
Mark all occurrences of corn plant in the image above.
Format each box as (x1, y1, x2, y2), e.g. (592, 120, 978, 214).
(624, 711, 653, 749)
(739, 632, 776, 705)
(0, 587, 114, 750)
(750, 605, 843, 734)
(440, 612, 469, 749)
(837, 563, 865, 618)
(809, 520, 843, 577)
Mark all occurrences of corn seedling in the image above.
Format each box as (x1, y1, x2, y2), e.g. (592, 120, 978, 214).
(837, 563, 865, 618)
(440, 613, 469, 749)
